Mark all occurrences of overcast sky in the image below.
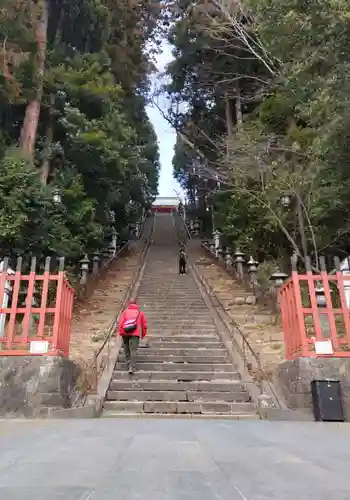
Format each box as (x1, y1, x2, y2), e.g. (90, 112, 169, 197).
(146, 41, 184, 198)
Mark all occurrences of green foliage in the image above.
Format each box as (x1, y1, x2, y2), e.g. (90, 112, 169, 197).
(0, 0, 161, 261)
(0, 150, 103, 260)
(168, 0, 350, 265)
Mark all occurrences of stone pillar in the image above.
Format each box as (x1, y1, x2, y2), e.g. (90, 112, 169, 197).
(213, 230, 221, 258)
(111, 228, 117, 255)
(247, 256, 258, 288)
(217, 246, 224, 262)
(233, 249, 245, 280)
(79, 255, 90, 285)
(225, 248, 233, 271)
(92, 253, 100, 277)
(102, 248, 110, 267)
(269, 268, 288, 310)
(135, 222, 141, 238)
(315, 284, 331, 336)
(108, 243, 115, 260)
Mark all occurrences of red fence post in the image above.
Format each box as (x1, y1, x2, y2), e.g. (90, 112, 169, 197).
(52, 258, 65, 355)
(291, 256, 309, 357)
(36, 257, 51, 340)
(21, 257, 37, 344)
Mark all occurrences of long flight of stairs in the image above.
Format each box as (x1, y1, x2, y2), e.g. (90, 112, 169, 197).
(103, 213, 257, 418)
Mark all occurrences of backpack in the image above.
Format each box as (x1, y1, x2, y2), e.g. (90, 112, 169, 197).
(122, 308, 140, 334)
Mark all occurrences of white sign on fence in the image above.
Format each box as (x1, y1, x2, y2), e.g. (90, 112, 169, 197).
(30, 341, 49, 354)
(314, 339, 333, 355)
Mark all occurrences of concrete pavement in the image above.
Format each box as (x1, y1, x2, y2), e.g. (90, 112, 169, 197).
(0, 419, 349, 499)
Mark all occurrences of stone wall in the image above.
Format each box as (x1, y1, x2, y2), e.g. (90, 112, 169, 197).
(0, 356, 78, 418)
(274, 357, 350, 421)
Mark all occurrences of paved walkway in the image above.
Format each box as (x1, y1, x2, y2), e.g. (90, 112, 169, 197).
(0, 419, 349, 499)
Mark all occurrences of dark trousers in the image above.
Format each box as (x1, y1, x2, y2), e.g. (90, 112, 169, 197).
(179, 257, 186, 274)
(122, 335, 139, 369)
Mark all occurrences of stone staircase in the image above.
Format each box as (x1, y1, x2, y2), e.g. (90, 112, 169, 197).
(103, 213, 257, 418)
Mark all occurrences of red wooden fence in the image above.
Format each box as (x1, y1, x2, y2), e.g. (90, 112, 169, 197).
(0, 256, 75, 356)
(279, 256, 350, 359)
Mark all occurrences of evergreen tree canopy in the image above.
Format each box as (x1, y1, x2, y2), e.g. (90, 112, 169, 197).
(166, 0, 350, 265)
(0, 0, 161, 262)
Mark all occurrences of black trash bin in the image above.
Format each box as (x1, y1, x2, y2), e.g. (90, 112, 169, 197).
(311, 380, 345, 422)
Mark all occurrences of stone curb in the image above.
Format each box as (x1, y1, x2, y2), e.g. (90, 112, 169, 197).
(258, 407, 314, 421)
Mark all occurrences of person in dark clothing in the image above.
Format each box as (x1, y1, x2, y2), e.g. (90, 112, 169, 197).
(118, 299, 148, 374)
(179, 246, 187, 275)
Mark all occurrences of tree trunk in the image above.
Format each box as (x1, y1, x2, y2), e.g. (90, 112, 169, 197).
(20, 0, 48, 157)
(40, 94, 54, 185)
(225, 93, 233, 138)
(235, 80, 243, 129)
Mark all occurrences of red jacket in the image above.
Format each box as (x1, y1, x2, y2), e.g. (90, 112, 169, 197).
(118, 303, 147, 338)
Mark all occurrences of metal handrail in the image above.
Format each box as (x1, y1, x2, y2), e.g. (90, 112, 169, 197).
(92, 215, 153, 390)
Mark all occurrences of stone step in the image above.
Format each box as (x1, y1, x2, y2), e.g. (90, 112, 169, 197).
(138, 284, 200, 288)
(146, 318, 214, 323)
(146, 325, 216, 330)
(145, 331, 218, 336)
(101, 412, 259, 420)
(138, 290, 201, 294)
(145, 335, 219, 342)
(142, 312, 210, 317)
(146, 328, 215, 333)
(103, 400, 255, 415)
(137, 293, 203, 298)
(137, 285, 200, 289)
(112, 370, 240, 381)
(137, 297, 204, 303)
(140, 305, 207, 309)
(138, 289, 202, 292)
(144, 312, 211, 317)
(141, 305, 206, 309)
(146, 323, 216, 328)
(115, 362, 233, 372)
(123, 347, 227, 356)
(109, 380, 244, 392)
(107, 389, 250, 403)
(118, 354, 228, 363)
(141, 308, 208, 313)
(146, 325, 216, 331)
(143, 341, 223, 349)
(147, 332, 218, 338)
(138, 293, 201, 297)
(139, 302, 205, 306)
(146, 310, 204, 315)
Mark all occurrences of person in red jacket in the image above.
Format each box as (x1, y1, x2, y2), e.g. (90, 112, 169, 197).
(118, 299, 147, 374)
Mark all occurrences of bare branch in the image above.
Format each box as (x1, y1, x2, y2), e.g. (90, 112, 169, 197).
(206, 0, 280, 76)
